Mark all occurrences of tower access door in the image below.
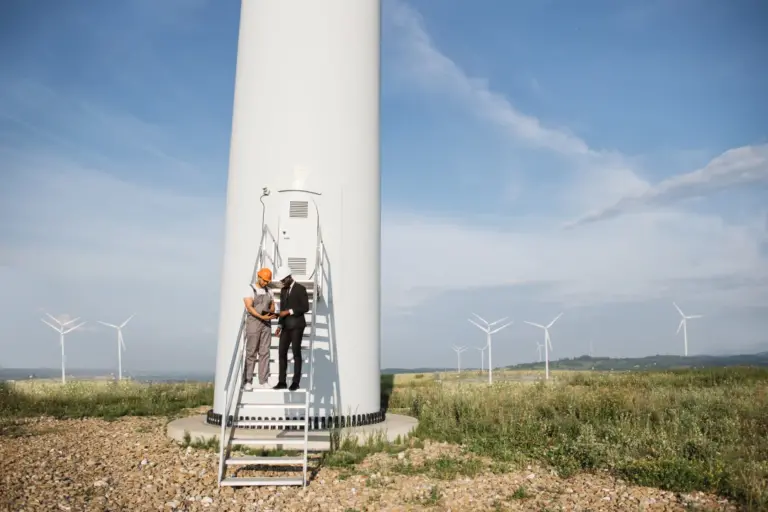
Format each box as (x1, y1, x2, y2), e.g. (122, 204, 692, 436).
(277, 194, 319, 280)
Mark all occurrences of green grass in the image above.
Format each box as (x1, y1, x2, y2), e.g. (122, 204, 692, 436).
(3, 368, 767, 510)
(323, 430, 413, 468)
(0, 380, 213, 420)
(389, 366, 768, 510)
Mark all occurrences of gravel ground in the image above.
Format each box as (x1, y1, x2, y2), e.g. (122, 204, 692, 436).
(0, 416, 737, 511)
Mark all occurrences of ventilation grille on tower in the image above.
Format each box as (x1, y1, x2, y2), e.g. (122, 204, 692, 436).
(289, 201, 309, 218)
(287, 257, 307, 277)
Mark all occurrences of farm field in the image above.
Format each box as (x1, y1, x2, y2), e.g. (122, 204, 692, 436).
(1, 368, 766, 511)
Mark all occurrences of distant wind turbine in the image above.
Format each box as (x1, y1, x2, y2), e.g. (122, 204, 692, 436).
(536, 341, 543, 362)
(673, 302, 702, 357)
(474, 345, 487, 372)
(524, 313, 563, 380)
(98, 314, 134, 380)
(452, 345, 468, 373)
(468, 313, 514, 385)
(40, 313, 86, 384)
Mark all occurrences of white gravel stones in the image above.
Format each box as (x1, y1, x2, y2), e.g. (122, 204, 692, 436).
(0, 416, 737, 511)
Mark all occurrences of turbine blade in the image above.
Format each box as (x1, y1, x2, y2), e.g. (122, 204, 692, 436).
(120, 314, 135, 328)
(489, 316, 509, 326)
(524, 321, 545, 329)
(490, 321, 514, 334)
(547, 312, 563, 329)
(98, 321, 118, 329)
(61, 317, 80, 327)
(471, 313, 488, 325)
(686, 315, 703, 319)
(63, 322, 86, 335)
(467, 318, 487, 331)
(676, 319, 684, 334)
(45, 312, 62, 325)
(120, 333, 126, 351)
(40, 319, 60, 332)
(673, 302, 684, 317)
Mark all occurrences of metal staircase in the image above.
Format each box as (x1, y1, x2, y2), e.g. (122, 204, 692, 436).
(217, 221, 324, 488)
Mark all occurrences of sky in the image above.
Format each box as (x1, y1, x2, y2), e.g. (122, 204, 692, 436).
(1, 0, 767, 373)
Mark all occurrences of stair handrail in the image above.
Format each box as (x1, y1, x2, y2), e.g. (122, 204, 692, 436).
(303, 219, 323, 485)
(217, 224, 270, 484)
(263, 224, 283, 270)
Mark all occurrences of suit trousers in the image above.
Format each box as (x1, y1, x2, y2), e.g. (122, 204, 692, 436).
(278, 327, 304, 386)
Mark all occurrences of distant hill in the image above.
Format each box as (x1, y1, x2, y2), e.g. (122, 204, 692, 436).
(505, 352, 768, 371)
(0, 368, 214, 382)
(381, 367, 448, 375)
(4, 353, 767, 382)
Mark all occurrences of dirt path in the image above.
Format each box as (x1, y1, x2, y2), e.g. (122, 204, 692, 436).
(0, 416, 736, 511)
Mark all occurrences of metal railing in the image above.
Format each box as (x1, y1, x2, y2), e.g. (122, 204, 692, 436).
(216, 219, 323, 486)
(302, 221, 324, 484)
(217, 224, 281, 484)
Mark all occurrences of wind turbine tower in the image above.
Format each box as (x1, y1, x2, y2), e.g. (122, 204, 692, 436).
(524, 313, 562, 380)
(40, 313, 86, 384)
(468, 313, 513, 385)
(452, 345, 468, 373)
(474, 345, 486, 372)
(673, 302, 702, 357)
(98, 314, 135, 380)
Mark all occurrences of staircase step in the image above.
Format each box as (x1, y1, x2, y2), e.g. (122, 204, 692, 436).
(231, 437, 306, 446)
(241, 387, 308, 393)
(234, 419, 306, 427)
(221, 476, 304, 487)
(236, 403, 306, 409)
(225, 455, 305, 466)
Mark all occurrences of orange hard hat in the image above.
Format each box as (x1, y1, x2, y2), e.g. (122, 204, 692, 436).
(257, 268, 272, 282)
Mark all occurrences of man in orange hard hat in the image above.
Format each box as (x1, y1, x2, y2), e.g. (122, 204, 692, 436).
(242, 267, 276, 390)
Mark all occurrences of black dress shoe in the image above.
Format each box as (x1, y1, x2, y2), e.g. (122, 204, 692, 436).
(289, 383, 300, 391)
(273, 383, 287, 390)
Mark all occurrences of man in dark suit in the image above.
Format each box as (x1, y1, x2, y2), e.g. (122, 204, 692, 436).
(272, 267, 309, 391)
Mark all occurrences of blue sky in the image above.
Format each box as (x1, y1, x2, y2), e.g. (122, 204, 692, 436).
(1, 0, 767, 372)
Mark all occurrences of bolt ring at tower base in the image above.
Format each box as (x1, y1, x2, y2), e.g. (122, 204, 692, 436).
(205, 409, 386, 431)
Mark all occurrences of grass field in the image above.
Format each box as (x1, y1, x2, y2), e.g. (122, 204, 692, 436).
(2, 368, 767, 509)
(388, 368, 768, 510)
(0, 379, 213, 420)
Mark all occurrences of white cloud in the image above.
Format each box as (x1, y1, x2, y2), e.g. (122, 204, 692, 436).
(385, 0, 594, 157)
(379, 1, 768, 316)
(566, 144, 768, 228)
(382, 209, 768, 311)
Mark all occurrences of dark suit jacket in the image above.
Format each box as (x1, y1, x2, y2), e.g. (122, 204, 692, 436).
(279, 281, 309, 331)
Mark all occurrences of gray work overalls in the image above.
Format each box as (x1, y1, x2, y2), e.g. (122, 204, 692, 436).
(244, 284, 273, 385)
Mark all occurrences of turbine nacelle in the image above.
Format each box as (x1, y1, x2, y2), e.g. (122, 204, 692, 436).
(98, 315, 135, 352)
(41, 318, 86, 337)
(673, 302, 703, 321)
(468, 314, 513, 334)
